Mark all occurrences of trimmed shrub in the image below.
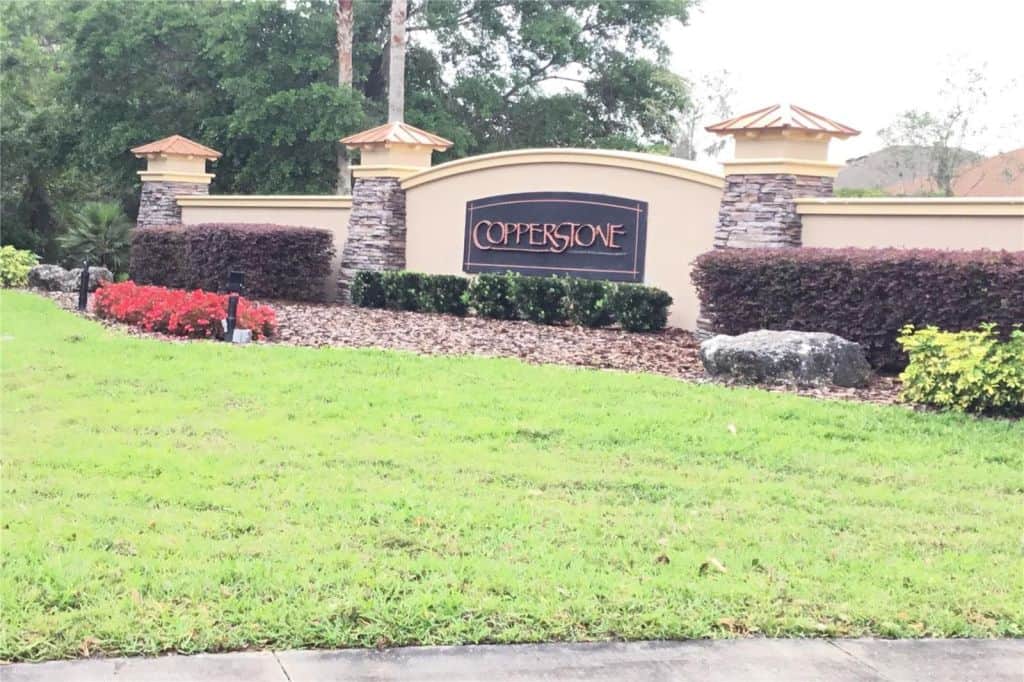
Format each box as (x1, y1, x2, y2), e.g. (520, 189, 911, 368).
(419, 274, 469, 316)
(467, 273, 519, 320)
(565, 277, 614, 328)
(94, 281, 276, 339)
(1, 246, 39, 287)
(899, 324, 1024, 417)
(381, 271, 424, 311)
(512, 276, 569, 324)
(130, 223, 334, 301)
(351, 270, 386, 308)
(129, 227, 190, 290)
(607, 284, 673, 332)
(692, 248, 1024, 371)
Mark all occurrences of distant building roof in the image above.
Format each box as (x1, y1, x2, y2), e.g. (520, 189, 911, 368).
(131, 134, 222, 159)
(341, 121, 453, 150)
(887, 148, 1024, 197)
(706, 104, 859, 138)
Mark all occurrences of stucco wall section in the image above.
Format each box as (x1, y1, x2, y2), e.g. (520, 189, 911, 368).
(802, 214, 1024, 251)
(715, 174, 833, 248)
(404, 164, 723, 329)
(138, 181, 209, 229)
(179, 204, 351, 300)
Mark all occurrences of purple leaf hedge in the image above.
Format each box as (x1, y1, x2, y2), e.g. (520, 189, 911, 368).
(692, 247, 1024, 371)
(130, 223, 335, 302)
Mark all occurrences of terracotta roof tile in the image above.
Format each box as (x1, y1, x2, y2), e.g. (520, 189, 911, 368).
(706, 104, 859, 138)
(341, 122, 453, 150)
(886, 148, 1024, 196)
(131, 134, 222, 159)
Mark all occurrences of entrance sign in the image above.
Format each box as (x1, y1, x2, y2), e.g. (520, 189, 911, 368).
(463, 191, 648, 282)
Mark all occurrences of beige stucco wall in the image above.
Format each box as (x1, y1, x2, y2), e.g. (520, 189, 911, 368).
(402, 150, 725, 329)
(734, 134, 830, 161)
(797, 199, 1024, 250)
(177, 197, 351, 299)
(803, 215, 1024, 250)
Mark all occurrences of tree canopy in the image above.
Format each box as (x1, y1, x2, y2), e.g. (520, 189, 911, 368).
(1, 0, 694, 258)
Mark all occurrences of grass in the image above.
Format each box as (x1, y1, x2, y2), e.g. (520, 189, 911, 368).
(1, 290, 1022, 662)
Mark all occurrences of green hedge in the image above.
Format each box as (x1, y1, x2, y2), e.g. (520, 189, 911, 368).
(353, 270, 673, 332)
(565, 278, 614, 328)
(352, 270, 468, 316)
(607, 284, 674, 332)
(511, 276, 568, 324)
(898, 324, 1024, 417)
(420, 275, 469, 316)
(465, 273, 519, 320)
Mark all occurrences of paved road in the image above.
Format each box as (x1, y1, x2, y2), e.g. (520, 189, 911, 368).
(3, 639, 1021, 681)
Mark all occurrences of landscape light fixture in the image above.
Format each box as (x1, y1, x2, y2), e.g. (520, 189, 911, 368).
(224, 270, 244, 342)
(77, 260, 90, 311)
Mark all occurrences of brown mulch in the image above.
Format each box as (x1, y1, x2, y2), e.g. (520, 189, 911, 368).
(38, 290, 903, 406)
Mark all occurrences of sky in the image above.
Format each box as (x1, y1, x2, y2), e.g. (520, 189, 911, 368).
(667, 0, 1024, 162)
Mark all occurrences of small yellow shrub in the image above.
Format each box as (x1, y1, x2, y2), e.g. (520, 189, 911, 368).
(0, 246, 39, 288)
(898, 324, 1024, 417)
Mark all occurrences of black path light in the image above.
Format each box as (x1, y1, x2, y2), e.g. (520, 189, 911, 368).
(223, 270, 244, 342)
(77, 260, 90, 311)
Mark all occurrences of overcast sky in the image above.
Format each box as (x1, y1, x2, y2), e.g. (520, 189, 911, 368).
(668, 0, 1024, 162)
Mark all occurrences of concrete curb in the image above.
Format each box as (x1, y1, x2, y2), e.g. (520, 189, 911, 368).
(3, 638, 1022, 681)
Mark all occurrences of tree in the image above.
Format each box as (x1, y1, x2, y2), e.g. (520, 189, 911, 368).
(3, 0, 695, 255)
(675, 70, 735, 161)
(388, 0, 407, 122)
(58, 201, 131, 273)
(878, 65, 989, 196)
(0, 0, 82, 261)
(336, 0, 354, 194)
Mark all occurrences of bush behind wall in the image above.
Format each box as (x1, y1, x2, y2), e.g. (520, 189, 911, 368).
(131, 223, 334, 301)
(692, 247, 1024, 370)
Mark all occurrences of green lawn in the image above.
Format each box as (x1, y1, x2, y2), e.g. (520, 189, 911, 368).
(1, 291, 1022, 662)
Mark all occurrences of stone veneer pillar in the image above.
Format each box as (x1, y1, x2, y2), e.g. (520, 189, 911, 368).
(714, 173, 834, 248)
(130, 134, 221, 228)
(698, 104, 860, 334)
(336, 121, 454, 301)
(338, 176, 407, 297)
(137, 181, 210, 229)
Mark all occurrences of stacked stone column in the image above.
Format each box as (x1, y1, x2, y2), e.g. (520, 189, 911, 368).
(698, 106, 859, 335)
(336, 121, 454, 301)
(130, 135, 221, 229)
(714, 173, 834, 248)
(137, 181, 210, 229)
(338, 177, 407, 300)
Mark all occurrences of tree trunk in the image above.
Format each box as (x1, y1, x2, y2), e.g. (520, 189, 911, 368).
(388, 0, 407, 123)
(336, 0, 354, 195)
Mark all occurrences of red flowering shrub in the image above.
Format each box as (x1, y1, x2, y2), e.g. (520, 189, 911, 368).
(93, 281, 277, 340)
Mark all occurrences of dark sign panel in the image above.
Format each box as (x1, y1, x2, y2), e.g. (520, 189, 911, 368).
(463, 191, 648, 282)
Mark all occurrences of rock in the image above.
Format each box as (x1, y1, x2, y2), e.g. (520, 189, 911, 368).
(700, 330, 872, 388)
(28, 264, 112, 292)
(28, 264, 76, 291)
(67, 266, 113, 292)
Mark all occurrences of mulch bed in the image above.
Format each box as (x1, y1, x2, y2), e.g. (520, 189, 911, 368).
(38, 290, 903, 406)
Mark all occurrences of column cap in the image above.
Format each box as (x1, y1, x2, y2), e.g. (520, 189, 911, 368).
(342, 122, 454, 179)
(131, 134, 222, 159)
(132, 135, 220, 184)
(341, 122, 453, 151)
(706, 104, 859, 139)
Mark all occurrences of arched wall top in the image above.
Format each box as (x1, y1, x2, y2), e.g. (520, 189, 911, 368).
(400, 148, 726, 190)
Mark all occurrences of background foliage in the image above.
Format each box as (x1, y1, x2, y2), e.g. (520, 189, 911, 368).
(1, 0, 693, 258)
